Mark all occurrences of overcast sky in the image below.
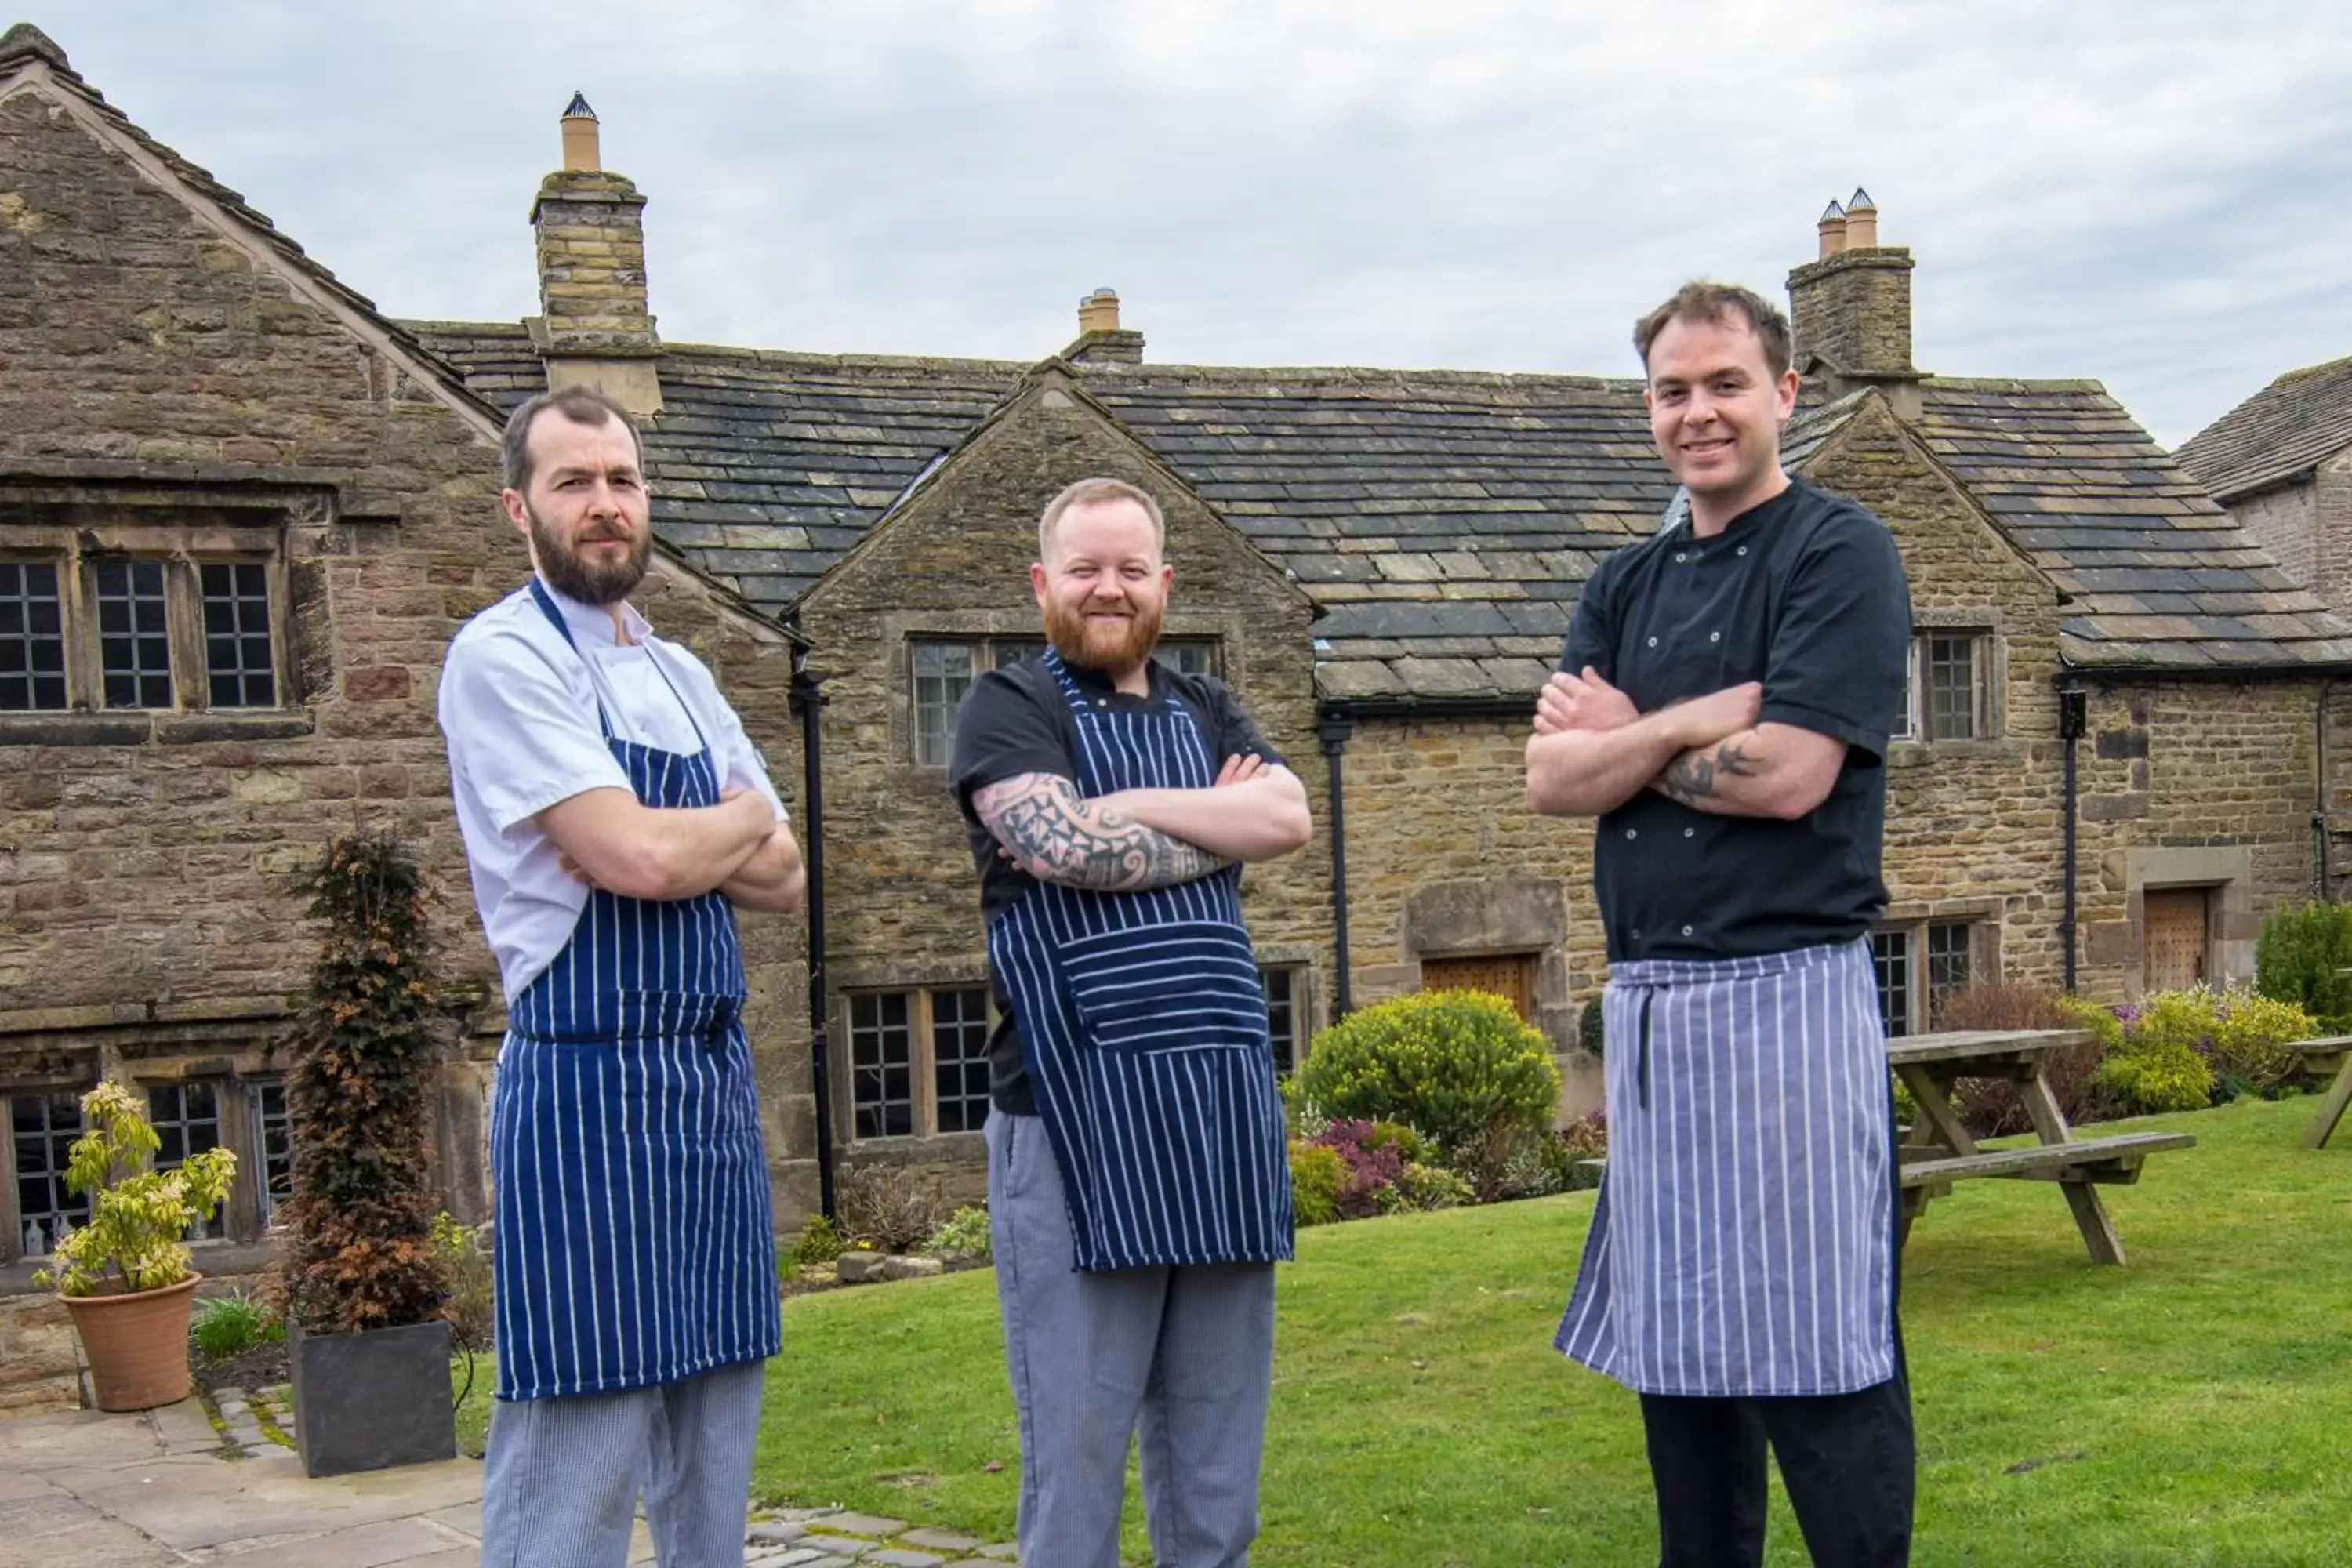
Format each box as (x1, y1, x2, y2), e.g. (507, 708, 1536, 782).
(33, 2, 2352, 446)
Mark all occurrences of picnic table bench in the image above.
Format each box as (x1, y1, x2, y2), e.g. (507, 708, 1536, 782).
(2286, 1035, 2352, 1149)
(1891, 1028, 2193, 1266)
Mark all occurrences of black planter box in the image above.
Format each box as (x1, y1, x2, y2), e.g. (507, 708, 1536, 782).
(289, 1318, 458, 1477)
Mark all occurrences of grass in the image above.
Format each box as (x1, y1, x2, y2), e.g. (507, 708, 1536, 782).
(731, 1096, 2352, 1566)
(441, 1098, 2349, 1562)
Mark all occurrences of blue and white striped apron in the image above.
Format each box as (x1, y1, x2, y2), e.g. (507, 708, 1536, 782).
(1555, 938, 1897, 1397)
(488, 579, 782, 1402)
(986, 651, 1294, 1272)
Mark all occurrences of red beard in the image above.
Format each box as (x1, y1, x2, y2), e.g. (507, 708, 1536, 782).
(1042, 593, 1163, 675)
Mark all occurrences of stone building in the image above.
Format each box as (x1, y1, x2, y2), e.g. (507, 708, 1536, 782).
(0, 27, 813, 1409)
(2179, 356, 2352, 619)
(7, 24, 2351, 1410)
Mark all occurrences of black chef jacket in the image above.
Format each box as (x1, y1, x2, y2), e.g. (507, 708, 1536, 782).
(1562, 479, 1912, 964)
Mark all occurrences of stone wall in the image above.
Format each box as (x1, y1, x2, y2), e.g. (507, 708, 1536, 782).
(0, 72, 816, 1338)
(2071, 677, 2328, 1000)
(1788, 249, 1916, 382)
(790, 372, 1330, 1180)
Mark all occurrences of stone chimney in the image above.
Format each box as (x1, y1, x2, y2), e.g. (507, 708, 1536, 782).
(528, 93, 662, 415)
(1067, 287, 1145, 368)
(1786, 186, 1918, 416)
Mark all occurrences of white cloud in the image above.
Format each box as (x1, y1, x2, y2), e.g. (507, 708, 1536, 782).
(39, 0, 2352, 444)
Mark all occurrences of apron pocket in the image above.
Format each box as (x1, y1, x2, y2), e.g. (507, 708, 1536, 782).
(1060, 920, 1269, 1055)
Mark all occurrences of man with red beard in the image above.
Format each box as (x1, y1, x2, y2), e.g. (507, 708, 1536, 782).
(949, 476, 1312, 1566)
(437, 387, 804, 1568)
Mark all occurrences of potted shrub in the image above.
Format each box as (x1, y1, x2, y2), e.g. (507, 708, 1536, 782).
(278, 833, 456, 1477)
(35, 1081, 235, 1410)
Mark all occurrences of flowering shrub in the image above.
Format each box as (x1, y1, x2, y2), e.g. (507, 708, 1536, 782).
(1290, 1142, 1345, 1228)
(34, 1081, 235, 1298)
(1294, 990, 1561, 1167)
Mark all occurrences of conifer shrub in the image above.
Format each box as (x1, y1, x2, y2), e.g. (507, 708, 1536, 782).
(2255, 900, 2352, 1028)
(278, 834, 449, 1337)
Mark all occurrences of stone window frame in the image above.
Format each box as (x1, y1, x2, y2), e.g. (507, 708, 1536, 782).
(1261, 963, 1306, 1076)
(0, 521, 292, 724)
(1869, 903, 2003, 1036)
(900, 629, 1226, 768)
(1, 1063, 300, 1268)
(1893, 623, 1999, 744)
(843, 982, 997, 1144)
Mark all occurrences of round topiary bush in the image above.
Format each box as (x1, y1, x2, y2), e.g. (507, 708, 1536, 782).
(1294, 989, 1563, 1165)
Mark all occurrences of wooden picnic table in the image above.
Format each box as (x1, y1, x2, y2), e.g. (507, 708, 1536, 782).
(1890, 1028, 2194, 1266)
(2286, 1035, 2352, 1149)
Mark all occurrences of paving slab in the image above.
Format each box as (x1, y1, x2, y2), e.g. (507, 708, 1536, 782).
(5, 1408, 165, 1473)
(67, 1453, 482, 1550)
(195, 1515, 471, 1567)
(828, 1510, 910, 1535)
(15, 1512, 182, 1568)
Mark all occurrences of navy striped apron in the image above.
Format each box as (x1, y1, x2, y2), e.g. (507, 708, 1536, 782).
(1555, 938, 1896, 1397)
(488, 579, 782, 1401)
(986, 651, 1294, 1272)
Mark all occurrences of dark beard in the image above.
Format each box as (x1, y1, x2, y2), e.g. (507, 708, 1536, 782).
(528, 503, 650, 606)
(1042, 593, 1163, 675)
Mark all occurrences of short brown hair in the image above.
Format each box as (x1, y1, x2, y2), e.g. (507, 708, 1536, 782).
(499, 386, 644, 493)
(1036, 477, 1166, 560)
(1632, 282, 1793, 381)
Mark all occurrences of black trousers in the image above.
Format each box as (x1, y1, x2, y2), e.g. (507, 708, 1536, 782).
(1638, 1349, 1914, 1567)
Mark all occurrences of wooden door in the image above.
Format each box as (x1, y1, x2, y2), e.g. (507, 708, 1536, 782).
(2143, 887, 2211, 992)
(1420, 953, 1537, 1022)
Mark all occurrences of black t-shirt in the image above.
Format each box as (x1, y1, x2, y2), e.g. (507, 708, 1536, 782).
(948, 655, 1286, 1113)
(1563, 479, 1912, 963)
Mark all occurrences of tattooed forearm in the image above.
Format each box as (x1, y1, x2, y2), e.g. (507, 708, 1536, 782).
(1655, 736, 1760, 804)
(974, 773, 1229, 891)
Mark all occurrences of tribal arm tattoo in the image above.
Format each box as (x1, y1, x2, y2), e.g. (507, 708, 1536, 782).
(973, 772, 1230, 891)
(1653, 735, 1761, 806)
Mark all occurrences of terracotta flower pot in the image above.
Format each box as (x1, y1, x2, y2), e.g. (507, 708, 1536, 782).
(60, 1272, 201, 1411)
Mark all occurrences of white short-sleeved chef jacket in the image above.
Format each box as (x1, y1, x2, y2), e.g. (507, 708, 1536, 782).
(437, 578, 787, 1003)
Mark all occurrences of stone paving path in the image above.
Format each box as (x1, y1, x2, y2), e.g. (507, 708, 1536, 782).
(0, 1396, 1018, 1566)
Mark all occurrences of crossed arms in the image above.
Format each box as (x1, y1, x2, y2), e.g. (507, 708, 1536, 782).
(537, 786, 807, 913)
(972, 753, 1312, 892)
(1523, 666, 1845, 822)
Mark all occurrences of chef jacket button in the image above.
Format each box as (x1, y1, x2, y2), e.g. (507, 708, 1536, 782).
(1674, 551, 1686, 563)
(1624, 828, 1638, 840)
(1646, 635, 1659, 648)
(1684, 826, 1695, 837)
(1096, 699, 1107, 708)
(1737, 544, 1748, 556)
(1682, 924, 1694, 937)
(1709, 631, 1721, 642)
(1631, 928, 1642, 941)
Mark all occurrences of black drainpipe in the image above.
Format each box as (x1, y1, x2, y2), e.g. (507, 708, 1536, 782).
(788, 648, 837, 1224)
(2318, 677, 2341, 901)
(2057, 677, 2087, 993)
(1319, 711, 1356, 1019)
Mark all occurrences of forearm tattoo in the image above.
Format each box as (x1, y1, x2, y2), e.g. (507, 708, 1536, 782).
(974, 774, 1228, 891)
(1657, 737, 1760, 804)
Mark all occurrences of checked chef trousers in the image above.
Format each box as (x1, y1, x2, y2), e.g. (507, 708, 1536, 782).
(480, 1358, 766, 1568)
(987, 1110, 1278, 1568)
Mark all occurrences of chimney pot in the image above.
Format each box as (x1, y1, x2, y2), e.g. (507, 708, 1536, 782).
(1817, 198, 1849, 259)
(1076, 287, 1122, 336)
(560, 93, 601, 172)
(1843, 187, 1878, 248)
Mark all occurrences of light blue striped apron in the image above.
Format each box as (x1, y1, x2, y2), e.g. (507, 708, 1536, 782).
(987, 651, 1294, 1272)
(488, 579, 782, 1402)
(1555, 938, 1897, 1397)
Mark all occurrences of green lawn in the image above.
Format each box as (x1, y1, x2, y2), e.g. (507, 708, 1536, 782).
(728, 1096, 2352, 1566)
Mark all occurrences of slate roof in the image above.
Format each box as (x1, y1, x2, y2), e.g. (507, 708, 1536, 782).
(408, 322, 1024, 607)
(1901, 379, 2352, 670)
(405, 316, 2352, 693)
(1085, 365, 1669, 700)
(2176, 354, 2352, 505)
